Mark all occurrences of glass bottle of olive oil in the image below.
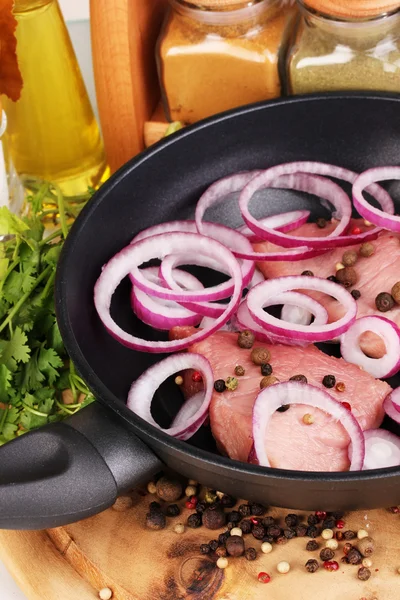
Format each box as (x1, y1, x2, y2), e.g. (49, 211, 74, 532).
(3, 0, 109, 197)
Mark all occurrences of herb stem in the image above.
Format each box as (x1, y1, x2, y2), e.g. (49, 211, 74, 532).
(21, 402, 49, 418)
(0, 406, 9, 435)
(53, 184, 68, 240)
(41, 268, 56, 299)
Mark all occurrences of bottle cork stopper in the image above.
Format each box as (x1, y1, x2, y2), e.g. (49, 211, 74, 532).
(303, 0, 400, 18)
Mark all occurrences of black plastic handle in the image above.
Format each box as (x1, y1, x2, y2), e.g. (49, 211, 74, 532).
(0, 402, 162, 530)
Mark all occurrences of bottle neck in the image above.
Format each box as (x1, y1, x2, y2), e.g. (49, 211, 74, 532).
(299, 1, 400, 41)
(171, 0, 280, 27)
(13, 0, 54, 15)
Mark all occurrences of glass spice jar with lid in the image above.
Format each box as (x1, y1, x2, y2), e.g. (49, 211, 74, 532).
(157, 0, 297, 124)
(286, 0, 400, 95)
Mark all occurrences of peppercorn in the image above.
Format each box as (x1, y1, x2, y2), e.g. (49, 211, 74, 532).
(200, 543, 211, 555)
(192, 371, 202, 383)
(257, 364, 272, 379)
(227, 522, 234, 531)
(362, 558, 373, 568)
(276, 535, 288, 545)
(239, 504, 252, 518)
(147, 481, 157, 494)
(305, 559, 319, 573)
(149, 501, 162, 513)
(336, 531, 344, 541)
(335, 382, 346, 393)
(226, 535, 245, 557)
(341, 556, 349, 564)
(358, 529, 369, 540)
(358, 567, 371, 581)
(99, 588, 113, 600)
(320, 548, 335, 561)
(343, 542, 353, 555)
(156, 477, 183, 502)
(389, 506, 400, 513)
(277, 404, 290, 413)
(174, 375, 183, 386)
(234, 365, 245, 377)
(245, 547, 257, 561)
(185, 484, 197, 498)
(283, 528, 296, 539)
(331, 511, 344, 520)
(226, 510, 241, 524)
(351, 226, 362, 235)
(325, 539, 339, 551)
(215, 546, 228, 558)
(357, 536, 374, 557)
(327, 275, 338, 283)
(202, 506, 226, 530)
(316, 217, 327, 229)
(146, 511, 166, 531)
(225, 376, 238, 391)
(301, 270, 314, 276)
(258, 572, 271, 583)
(322, 517, 336, 529)
(322, 374, 336, 389)
(375, 292, 395, 312)
(174, 523, 185, 534)
(196, 501, 207, 514)
(252, 524, 267, 540)
(262, 535, 274, 544)
(218, 531, 230, 545)
(324, 560, 339, 572)
(262, 516, 276, 527)
(302, 412, 314, 425)
(205, 490, 218, 504)
(238, 330, 255, 349)
(360, 242, 375, 258)
(335, 262, 345, 272)
(209, 540, 219, 552)
(392, 282, 400, 305)
(336, 266, 358, 288)
(285, 514, 299, 527)
(230, 527, 243, 537)
(351, 290, 361, 300)
(240, 519, 252, 534)
(261, 541, 273, 554)
(342, 250, 358, 267)
(335, 519, 345, 529)
(289, 374, 308, 383)
(315, 510, 327, 520)
(307, 514, 319, 526)
(296, 524, 308, 537)
(260, 375, 279, 389)
(343, 530, 357, 540)
(267, 525, 282, 539)
(220, 494, 236, 508)
(187, 513, 202, 528)
(307, 525, 319, 538)
(277, 561, 291, 574)
(251, 347, 271, 366)
(216, 557, 228, 569)
(306, 540, 319, 551)
(214, 379, 226, 393)
(250, 503, 267, 516)
(165, 504, 180, 517)
(321, 529, 334, 540)
(347, 548, 363, 565)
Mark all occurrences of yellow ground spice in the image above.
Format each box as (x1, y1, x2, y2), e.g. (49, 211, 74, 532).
(157, 0, 296, 124)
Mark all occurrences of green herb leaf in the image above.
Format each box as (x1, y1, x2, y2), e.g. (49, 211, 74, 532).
(37, 347, 63, 386)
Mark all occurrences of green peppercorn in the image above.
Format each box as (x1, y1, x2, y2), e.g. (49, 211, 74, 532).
(251, 347, 271, 366)
(342, 250, 358, 267)
(204, 490, 218, 504)
(359, 242, 375, 257)
(322, 374, 336, 389)
(289, 374, 308, 383)
(375, 292, 395, 312)
(214, 379, 226, 393)
(238, 330, 255, 349)
(234, 365, 245, 377)
(316, 218, 326, 229)
(351, 289, 361, 300)
(261, 363, 273, 376)
(225, 376, 238, 391)
(301, 270, 314, 276)
(391, 282, 400, 305)
(336, 266, 358, 288)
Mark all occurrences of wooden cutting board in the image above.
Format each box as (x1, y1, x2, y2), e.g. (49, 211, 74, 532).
(0, 488, 399, 600)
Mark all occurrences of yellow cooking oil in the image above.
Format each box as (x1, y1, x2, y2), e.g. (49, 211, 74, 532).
(3, 0, 109, 197)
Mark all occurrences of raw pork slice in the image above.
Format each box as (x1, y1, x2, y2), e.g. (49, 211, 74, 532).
(170, 327, 391, 472)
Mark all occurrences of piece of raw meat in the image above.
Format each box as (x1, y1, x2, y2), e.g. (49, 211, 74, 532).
(254, 219, 400, 358)
(170, 327, 391, 472)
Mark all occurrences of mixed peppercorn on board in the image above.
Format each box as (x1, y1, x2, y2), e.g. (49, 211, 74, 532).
(0, 480, 399, 600)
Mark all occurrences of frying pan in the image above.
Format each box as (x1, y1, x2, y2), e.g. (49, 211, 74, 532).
(1, 93, 400, 530)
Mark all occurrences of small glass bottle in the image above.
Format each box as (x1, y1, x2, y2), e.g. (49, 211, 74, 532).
(157, 0, 296, 124)
(3, 0, 109, 197)
(287, 0, 400, 95)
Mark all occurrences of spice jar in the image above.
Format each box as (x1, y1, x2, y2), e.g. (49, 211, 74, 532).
(287, 0, 400, 95)
(157, 0, 296, 124)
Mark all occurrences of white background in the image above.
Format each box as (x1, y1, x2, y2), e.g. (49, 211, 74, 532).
(1, 6, 93, 599)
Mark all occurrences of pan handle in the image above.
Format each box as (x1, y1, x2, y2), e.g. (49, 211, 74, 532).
(0, 402, 162, 530)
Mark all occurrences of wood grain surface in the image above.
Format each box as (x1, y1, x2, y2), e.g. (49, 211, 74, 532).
(0, 488, 399, 600)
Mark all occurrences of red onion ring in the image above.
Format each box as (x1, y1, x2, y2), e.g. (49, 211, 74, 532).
(94, 232, 242, 353)
(252, 381, 365, 471)
(127, 353, 213, 440)
(353, 166, 400, 232)
(362, 429, 400, 470)
(340, 316, 400, 378)
(390, 387, 400, 413)
(237, 210, 311, 241)
(246, 276, 356, 343)
(383, 395, 400, 425)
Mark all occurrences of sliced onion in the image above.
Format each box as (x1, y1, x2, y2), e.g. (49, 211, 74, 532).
(127, 353, 212, 440)
(390, 387, 400, 412)
(94, 232, 242, 353)
(252, 381, 365, 471)
(340, 316, 400, 378)
(281, 304, 313, 326)
(383, 395, 400, 425)
(247, 276, 356, 343)
(237, 210, 311, 241)
(353, 166, 400, 232)
(362, 429, 400, 470)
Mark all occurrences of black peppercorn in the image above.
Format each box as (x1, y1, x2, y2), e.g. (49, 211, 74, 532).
(320, 548, 335, 561)
(187, 513, 202, 529)
(306, 540, 319, 551)
(276, 535, 288, 545)
(156, 477, 183, 502)
(250, 503, 267, 516)
(218, 531, 230, 545)
(165, 503, 180, 517)
(238, 330, 255, 349)
(330, 511, 344, 520)
(284, 514, 298, 528)
(239, 504, 252, 518)
(245, 547, 257, 561)
(215, 546, 228, 558)
(277, 404, 290, 413)
(351, 289, 361, 300)
(305, 559, 319, 573)
(226, 510, 241, 524)
(196, 501, 207, 514)
(296, 524, 308, 537)
(267, 525, 282, 539)
(252, 524, 266, 540)
(322, 374, 336, 389)
(209, 540, 219, 552)
(307, 514, 319, 526)
(357, 567, 371, 581)
(262, 516, 276, 527)
(240, 519, 252, 534)
(289, 374, 308, 384)
(322, 517, 336, 530)
(227, 522, 234, 531)
(200, 543, 211, 555)
(149, 501, 162, 512)
(341, 556, 349, 564)
(146, 511, 166, 530)
(327, 275, 338, 283)
(343, 530, 357, 540)
(203, 506, 226, 530)
(301, 270, 314, 276)
(283, 528, 296, 539)
(262, 535, 274, 544)
(261, 363, 273, 376)
(214, 379, 226, 393)
(316, 217, 327, 229)
(226, 535, 245, 557)
(376, 292, 395, 312)
(347, 548, 363, 565)
(220, 494, 236, 508)
(306, 525, 319, 538)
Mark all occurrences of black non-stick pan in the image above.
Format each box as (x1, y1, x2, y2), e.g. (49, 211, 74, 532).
(1, 93, 400, 530)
